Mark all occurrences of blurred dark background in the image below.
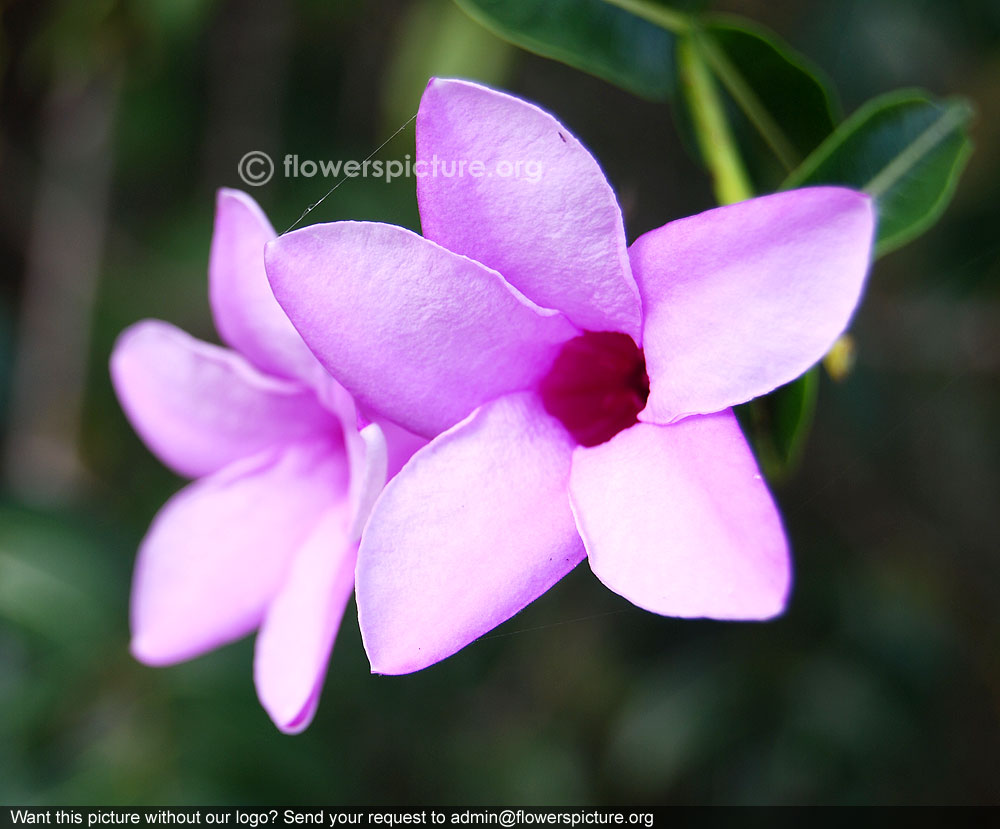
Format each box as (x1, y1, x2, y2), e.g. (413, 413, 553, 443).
(1, 0, 998, 805)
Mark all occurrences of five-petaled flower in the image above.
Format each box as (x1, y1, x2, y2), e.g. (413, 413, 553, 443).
(264, 78, 876, 675)
(110, 190, 421, 730)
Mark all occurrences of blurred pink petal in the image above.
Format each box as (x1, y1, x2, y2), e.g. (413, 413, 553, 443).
(375, 416, 429, 480)
(113, 189, 405, 731)
(130, 441, 347, 665)
(417, 78, 642, 339)
(254, 505, 357, 734)
(209, 188, 324, 384)
(570, 410, 790, 620)
(632, 187, 875, 423)
(357, 392, 585, 674)
(110, 320, 340, 479)
(347, 422, 388, 540)
(265, 221, 578, 437)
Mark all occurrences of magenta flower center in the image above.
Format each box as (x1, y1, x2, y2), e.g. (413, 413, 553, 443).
(539, 331, 650, 447)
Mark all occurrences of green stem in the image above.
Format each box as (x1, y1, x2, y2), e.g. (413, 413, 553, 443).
(698, 32, 800, 171)
(677, 32, 754, 205)
(601, 0, 691, 34)
(605, 0, 799, 173)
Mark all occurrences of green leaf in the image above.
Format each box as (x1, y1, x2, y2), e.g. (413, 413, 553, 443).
(739, 369, 819, 482)
(669, 19, 838, 193)
(784, 90, 974, 255)
(701, 18, 839, 172)
(452, 0, 679, 100)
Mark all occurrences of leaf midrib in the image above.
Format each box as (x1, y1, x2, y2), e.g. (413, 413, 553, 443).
(863, 101, 972, 198)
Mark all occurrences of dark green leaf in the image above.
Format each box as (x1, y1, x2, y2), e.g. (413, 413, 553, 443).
(452, 0, 677, 100)
(738, 369, 819, 482)
(784, 90, 974, 255)
(702, 18, 839, 171)
(669, 19, 838, 192)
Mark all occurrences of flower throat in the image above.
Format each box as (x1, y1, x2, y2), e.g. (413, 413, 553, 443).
(539, 331, 650, 448)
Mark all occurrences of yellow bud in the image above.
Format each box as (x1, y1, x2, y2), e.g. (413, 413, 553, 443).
(824, 334, 857, 382)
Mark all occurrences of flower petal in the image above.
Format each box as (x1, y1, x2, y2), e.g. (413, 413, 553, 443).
(376, 416, 428, 480)
(569, 410, 790, 620)
(417, 78, 642, 339)
(631, 187, 875, 422)
(347, 422, 387, 540)
(130, 441, 348, 665)
(110, 320, 341, 478)
(209, 188, 324, 384)
(357, 392, 585, 674)
(265, 221, 579, 437)
(306, 377, 383, 539)
(254, 505, 357, 734)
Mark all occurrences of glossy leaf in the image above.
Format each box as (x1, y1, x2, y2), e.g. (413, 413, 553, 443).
(784, 90, 974, 255)
(452, 0, 677, 101)
(702, 18, 839, 171)
(670, 19, 838, 193)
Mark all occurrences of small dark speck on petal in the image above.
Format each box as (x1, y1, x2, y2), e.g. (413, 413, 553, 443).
(558, 132, 567, 143)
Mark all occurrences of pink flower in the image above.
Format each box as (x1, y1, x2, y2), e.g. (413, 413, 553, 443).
(110, 190, 421, 730)
(264, 78, 876, 675)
